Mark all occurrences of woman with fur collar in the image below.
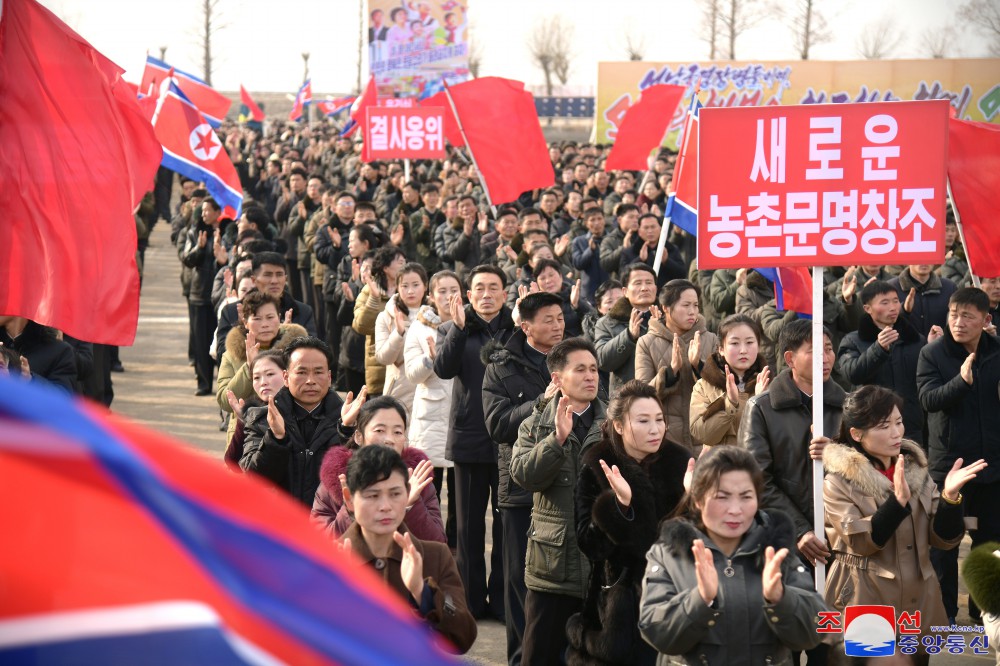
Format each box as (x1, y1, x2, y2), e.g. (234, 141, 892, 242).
(689, 314, 771, 449)
(639, 446, 826, 665)
(567, 381, 692, 666)
(216, 290, 307, 445)
(373, 262, 427, 412)
(311, 395, 446, 543)
(823, 385, 985, 662)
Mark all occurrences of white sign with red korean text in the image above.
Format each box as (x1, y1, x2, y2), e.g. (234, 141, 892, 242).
(364, 106, 446, 160)
(697, 100, 949, 269)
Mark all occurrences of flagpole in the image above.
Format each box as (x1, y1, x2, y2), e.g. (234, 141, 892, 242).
(811, 264, 826, 593)
(443, 81, 497, 216)
(947, 178, 981, 289)
(653, 88, 698, 276)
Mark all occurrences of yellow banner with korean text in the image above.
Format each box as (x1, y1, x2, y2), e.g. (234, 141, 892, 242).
(597, 59, 1000, 147)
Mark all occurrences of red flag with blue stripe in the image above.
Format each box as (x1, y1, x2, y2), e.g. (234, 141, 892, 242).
(665, 96, 701, 236)
(141, 56, 231, 127)
(151, 82, 243, 218)
(289, 79, 312, 122)
(752, 267, 813, 317)
(0, 377, 463, 665)
(317, 96, 355, 117)
(341, 75, 377, 137)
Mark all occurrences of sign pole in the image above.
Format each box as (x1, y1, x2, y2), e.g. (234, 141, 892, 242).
(947, 178, 982, 289)
(811, 264, 826, 593)
(404, 158, 411, 183)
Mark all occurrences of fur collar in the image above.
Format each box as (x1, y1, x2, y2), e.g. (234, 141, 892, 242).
(319, 446, 431, 499)
(823, 439, 928, 503)
(658, 510, 797, 566)
(225, 323, 309, 363)
(607, 296, 636, 322)
(962, 542, 1000, 615)
(481, 328, 534, 367)
(897, 269, 943, 294)
(415, 304, 443, 329)
(766, 368, 845, 411)
(857, 312, 920, 344)
(700, 351, 764, 392)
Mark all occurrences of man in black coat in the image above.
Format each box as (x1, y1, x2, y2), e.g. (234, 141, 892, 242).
(0, 317, 76, 392)
(482, 292, 565, 666)
(241, 337, 361, 506)
(181, 198, 229, 395)
(917, 287, 1000, 622)
(434, 264, 516, 621)
(837, 280, 943, 445)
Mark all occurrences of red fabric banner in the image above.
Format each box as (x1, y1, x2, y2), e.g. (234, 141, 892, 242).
(948, 118, 1000, 278)
(605, 84, 686, 171)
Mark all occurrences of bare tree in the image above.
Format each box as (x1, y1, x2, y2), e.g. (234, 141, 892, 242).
(921, 26, 956, 58)
(787, 0, 831, 59)
(624, 31, 646, 61)
(719, 0, 766, 59)
(526, 15, 574, 96)
(198, 0, 226, 86)
(467, 22, 484, 78)
(856, 17, 903, 59)
(960, 0, 1000, 55)
(699, 0, 722, 59)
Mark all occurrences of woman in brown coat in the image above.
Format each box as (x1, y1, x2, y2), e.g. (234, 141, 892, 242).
(635, 279, 717, 452)
(823, 385, 986, 664)
(689, 314, 770, 449)
(352, 245, 406, 396)
(340, 444, 477, 654)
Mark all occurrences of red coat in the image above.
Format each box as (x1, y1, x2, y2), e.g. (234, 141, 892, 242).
(311, 446, 447, 543)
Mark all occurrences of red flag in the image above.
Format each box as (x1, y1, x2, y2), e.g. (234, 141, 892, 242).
(776, 267, 813, 316)
(445, 77, 554, 205)
(343, 74, 378, 138)
(419, 91, 465, 147)
(948, 118, 1000, 277)
(141, 55, 231, 126)
(239, 84, 265, 122)
(605, 84, 686, 171)
(0, 0, 162, 346)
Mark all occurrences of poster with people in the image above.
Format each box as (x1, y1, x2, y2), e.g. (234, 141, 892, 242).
(367, 0, 471, 99)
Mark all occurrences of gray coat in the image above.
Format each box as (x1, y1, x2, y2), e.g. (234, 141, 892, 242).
(639, 510, 826, 666)
(593, 296, 649, 396)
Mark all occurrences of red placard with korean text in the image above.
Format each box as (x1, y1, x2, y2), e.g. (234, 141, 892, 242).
(364, 106, 446, 160)
(697, 100, 949, 269)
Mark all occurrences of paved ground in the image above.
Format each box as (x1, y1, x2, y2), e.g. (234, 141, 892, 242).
(111, 222, 992, 664)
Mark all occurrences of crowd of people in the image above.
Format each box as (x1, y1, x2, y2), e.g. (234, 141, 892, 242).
(5, 116, 1000, 664)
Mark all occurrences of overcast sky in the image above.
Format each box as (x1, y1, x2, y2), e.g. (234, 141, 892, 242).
(40, 0, 992, 95)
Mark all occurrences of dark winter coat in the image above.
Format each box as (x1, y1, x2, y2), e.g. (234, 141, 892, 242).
(434, 305, 516, 464)
(639, 510, 826, 666)
(593, 296, 650, 396)
(572, 232, 610, 303)
(566, 436, 691, 666)
(482, 330, 550, 508)
(917, 327, 1000, 484)
(0, 322, 77, 392)
(837, 313, 927, 443)
(181, 223, 227, 304)
(311, 446, 446, 543)
(240, 386, 348, 505)
(738, 369, 846, 538)
(888, 269, 957, 339)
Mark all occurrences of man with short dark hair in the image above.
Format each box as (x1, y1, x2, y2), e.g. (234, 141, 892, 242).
(838, 279, 942, 443)
(918, 287, 1000, 622)
(434, 264, 516, 621)
(482, 291, 565, 666)
(241, 337, 362, 505)
(571, 208, 609, 303)
(739, 318, 843, 566)
(438, 195, 485, 280)
(182, 198, 229, 395)
(511, 337, 605, 666)
(593, 262, 656, 394)
(598, 203, 640, 278)
(888, 264, 957, 338)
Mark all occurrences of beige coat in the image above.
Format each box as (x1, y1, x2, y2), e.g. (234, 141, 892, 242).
(352, 284, 391, 395)
(822, 440, 963, 633)
(688, 351, 765, 448)
(374, 296, 418, 412)
(634, 316, 717, 452)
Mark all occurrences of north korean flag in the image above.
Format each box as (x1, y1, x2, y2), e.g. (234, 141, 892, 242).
(151, 82, 243, 218)
(141, 55, 231, 127)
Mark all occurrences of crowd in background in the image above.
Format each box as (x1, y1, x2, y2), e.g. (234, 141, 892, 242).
(4, 116, 1000, 664)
